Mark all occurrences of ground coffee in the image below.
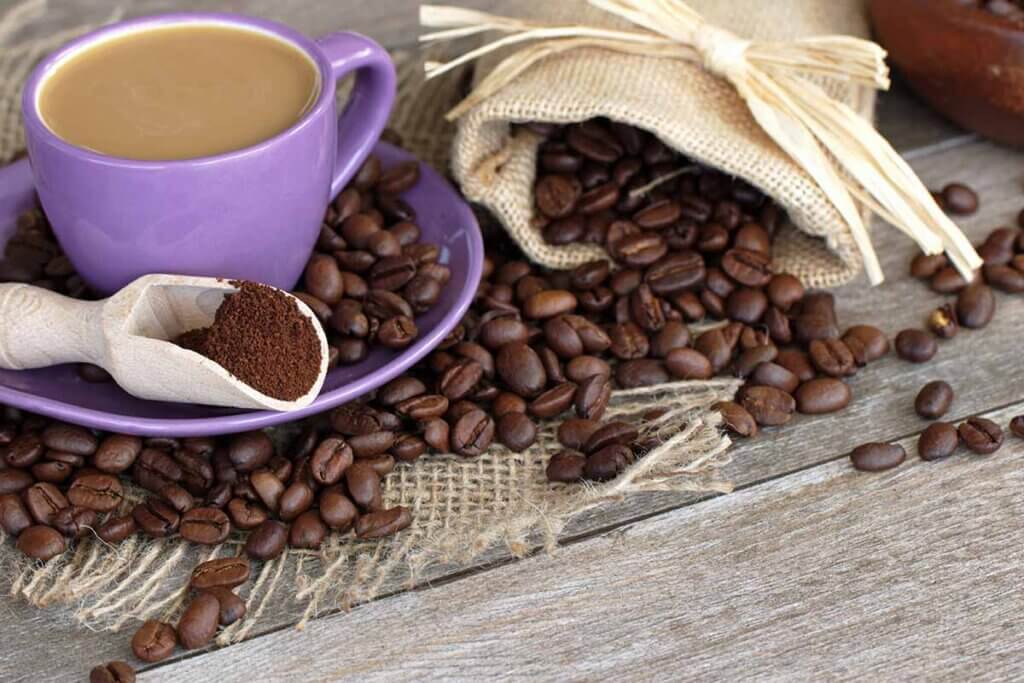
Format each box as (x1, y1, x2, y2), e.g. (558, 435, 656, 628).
(178, 281, 321, 402)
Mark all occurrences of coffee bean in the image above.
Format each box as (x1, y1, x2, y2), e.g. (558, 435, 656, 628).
(228, 431, 273, 472)
(227, 498, 268, 530)
(734, 222, 771, 255)
(915, 381, 954, 419)
(850, 443, 906, 472)
(378, 160, 420, 195)
(1009, 415, 1024, 438)
(766, 273, 804, 310)
(97, 515, 137, 544)
(841, 325, 889, 364)
(41, 423, 96, 455)
(895, 329, 937, 363)
(303, 254, 345, 305)
(721, 248, 772, 287)
(693, 329, 733, 373)
(348, 431, 396, 458)
(910, 253, 949, 280)
(451, 409, 495, 457)
(496, 342, 548, 397)
(717, 401, 757, 437)
(725, 287, 767, 325)
(439, 359, 484, 401)
(529, 383, 578, 418)
(204, 587, 247, 626)
(927, 304, 958, 339)
(644, 251, 705, 294)
(665, 348, 713, 380)
(749, 362, 800, 394)
(809, 339, 855, 377)
(244, 520, 289, 560)
(584, 421, 639, 454)
(795, 378, 851, 414)
(67, 473, 123, 512)
(978, 227, 1020, 265)
(940, 182, 978, 215)
(496, 412, 538, 452)
(23, 482, 68, 525)
(984, 263, 1024, 292)
(918, 422, 958, 461)
(575, 374, 611, 420)
(5, 432, 43, 467)
(648, 321, 690, 358)
(191, 556, 250, 590)
(355, 506, 413, 539)
(0, 493, 32, 535)
(132, 498, 180, 538)
(89, 661, 135, 683)
(523, 290, 577, 319)
(308, 436, 353, 486)
(793, 314, 839, 344)
(178, 591, 220, 650)
(319, 488, 358, 531)
(740, 386, 795, 426)
(955, 283, 995, 329)
(377, 315, 418, 348)
(345, 462, 382, 511)
(179, 507, 231, 545)
(615, 233, 668, 268)
(131, 620, 177, 663)
(289, 509, 327, 549)
(584, 444, 632, 481)
(546, 451, 586, 482)
(930, 266, 971, 294)
(958, 417, 1003, 454)
(536, 175, 580, 218)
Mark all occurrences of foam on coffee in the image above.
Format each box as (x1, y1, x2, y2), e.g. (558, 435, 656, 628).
(38, 23, 320, 161)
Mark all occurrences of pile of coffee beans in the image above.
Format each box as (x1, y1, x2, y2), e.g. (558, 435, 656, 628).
(297, 154, 450, 365)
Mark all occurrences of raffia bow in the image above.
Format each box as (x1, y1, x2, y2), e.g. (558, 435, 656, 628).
(420, 0, 982, 285)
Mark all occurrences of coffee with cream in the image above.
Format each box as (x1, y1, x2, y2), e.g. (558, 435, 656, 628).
(38, 24, 319, 161)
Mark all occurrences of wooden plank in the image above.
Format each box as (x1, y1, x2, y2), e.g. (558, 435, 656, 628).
(146, 403, 1024, 682)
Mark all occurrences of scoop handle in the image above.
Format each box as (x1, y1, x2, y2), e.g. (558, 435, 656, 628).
(0, 283, 103, 369)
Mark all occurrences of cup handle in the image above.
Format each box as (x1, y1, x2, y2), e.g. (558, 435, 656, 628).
(315, 32, 397, 199)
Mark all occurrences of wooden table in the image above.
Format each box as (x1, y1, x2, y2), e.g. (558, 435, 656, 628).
(2, 2, 1022, 680)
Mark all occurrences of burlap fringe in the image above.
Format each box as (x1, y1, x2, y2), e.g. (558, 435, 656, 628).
(2, 380, 738, 638)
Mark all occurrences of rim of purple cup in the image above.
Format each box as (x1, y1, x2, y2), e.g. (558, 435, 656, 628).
(22, 12, 339, 168)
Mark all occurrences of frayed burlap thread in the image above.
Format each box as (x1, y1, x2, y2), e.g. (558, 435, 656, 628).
(0, 1, 739, 643)
(445, 0, 875, 288)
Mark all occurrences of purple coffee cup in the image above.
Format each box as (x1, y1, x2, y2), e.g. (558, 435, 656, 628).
(21, 13, 396, 295)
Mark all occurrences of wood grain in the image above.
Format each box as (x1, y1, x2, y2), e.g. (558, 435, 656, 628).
(1, 2, 1021, 680)
(146, 404, 1024, 682)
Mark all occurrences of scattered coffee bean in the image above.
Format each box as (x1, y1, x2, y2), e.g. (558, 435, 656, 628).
(955, 283, 995, 329)
(1009, 415, 1024, 439)
(927, 304, 958, 339)
(795, 378, 851, 415)
(894, 329, 937, 363)
(940, 182, 978, 215)
(130, 620, 177, 663)
(918, 423, 958, 461)
(915, 381, 954, 419)
(716, 401, 757, 437)
(177, 591, 220, 650)
(546, 451, 586, 482)
(850, 443, 906, 472)
(958, 418, 1004, 455)
(89, 661, 135, 683)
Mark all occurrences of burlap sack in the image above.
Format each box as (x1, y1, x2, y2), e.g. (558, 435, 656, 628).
(0, 3, 738, 640)
(449, 0, 875, 288)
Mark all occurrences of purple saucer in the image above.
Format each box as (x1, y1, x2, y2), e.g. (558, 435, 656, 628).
(0, 142, 483, 436)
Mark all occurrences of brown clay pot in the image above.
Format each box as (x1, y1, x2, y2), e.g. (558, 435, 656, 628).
(869, 0, 1024, 147)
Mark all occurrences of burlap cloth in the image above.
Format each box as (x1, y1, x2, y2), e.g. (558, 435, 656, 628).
(0, 2, 738, 640)
(450, 0, 875, 289)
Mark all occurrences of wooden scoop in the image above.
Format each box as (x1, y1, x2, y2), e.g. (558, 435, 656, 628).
(0, 274, 328, 411)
